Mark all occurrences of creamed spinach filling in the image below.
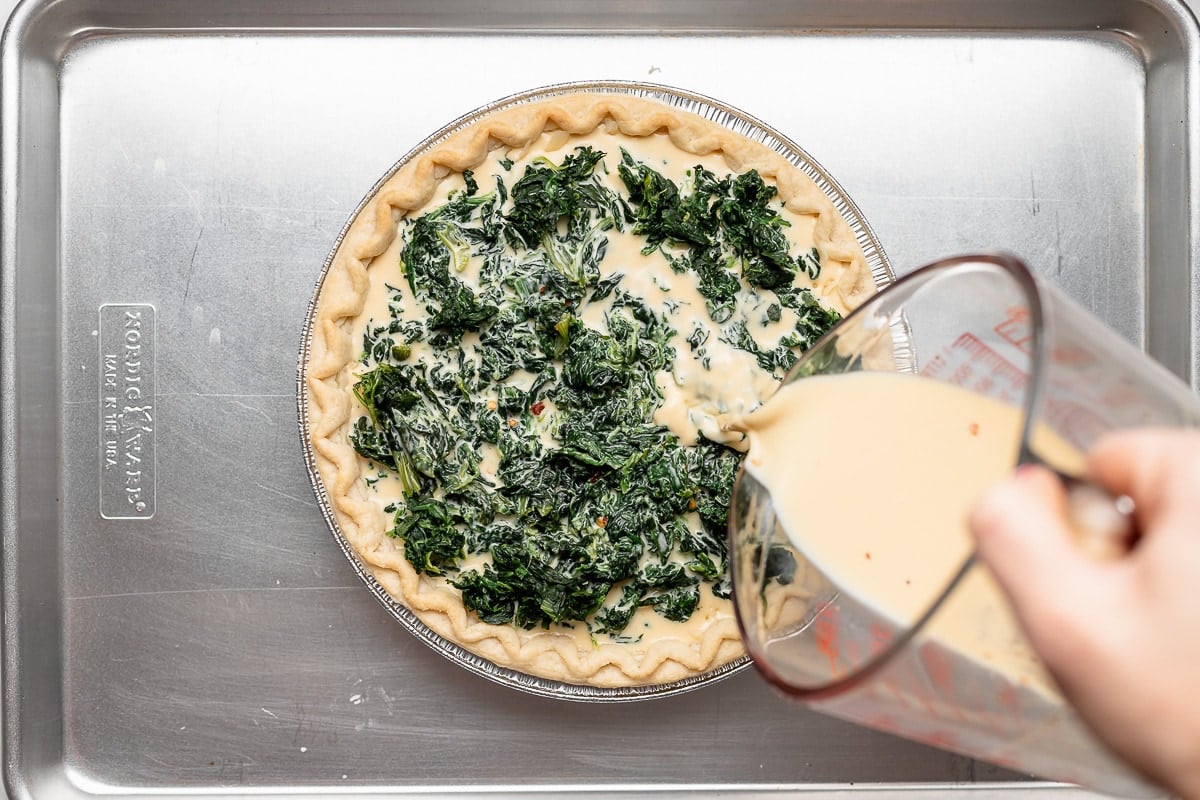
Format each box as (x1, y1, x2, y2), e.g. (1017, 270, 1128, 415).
(349, 145, 841, 638)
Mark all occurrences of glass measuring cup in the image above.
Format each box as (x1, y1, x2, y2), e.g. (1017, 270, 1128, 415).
(729, 253, 1200, 796)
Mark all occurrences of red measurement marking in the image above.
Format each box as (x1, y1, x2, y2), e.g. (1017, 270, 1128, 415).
(813, 604, 841, 678)
(921, 353, 948, 378)
(996, 682, 1019, 713)
(994, 306, 1034, 353)
(1043, 396, 1106, 445)
(951, 333, 1029, 391)
(1051, 344, 1094, 367)
(919, 643, 955, 694)
(1099, 382, 1139, 407)
(869, 622, 894, 657)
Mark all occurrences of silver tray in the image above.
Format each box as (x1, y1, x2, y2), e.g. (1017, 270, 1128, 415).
(5, 0, 1200, 797)
(296, 79, 895, 702)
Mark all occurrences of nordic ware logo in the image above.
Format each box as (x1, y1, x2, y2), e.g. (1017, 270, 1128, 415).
(99, 304, 156, 519)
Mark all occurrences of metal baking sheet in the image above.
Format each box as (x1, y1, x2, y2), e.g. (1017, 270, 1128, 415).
(4, 0, 1198, 797)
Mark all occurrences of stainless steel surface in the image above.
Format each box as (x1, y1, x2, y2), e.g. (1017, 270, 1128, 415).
(5, 0, 1199, 797)
(297, 79, 895, 703)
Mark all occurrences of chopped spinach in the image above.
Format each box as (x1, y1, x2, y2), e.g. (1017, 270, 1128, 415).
(401, 213, 498, 340)
(348, 145, 845, 637)
(617, 151, 828, 321)
(720, 320, 798, 378)
(777, 286, 844, 351)
(505, 146, 626, 250)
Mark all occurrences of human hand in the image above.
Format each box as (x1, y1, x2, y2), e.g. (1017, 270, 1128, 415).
(970, 429, 1200, 799)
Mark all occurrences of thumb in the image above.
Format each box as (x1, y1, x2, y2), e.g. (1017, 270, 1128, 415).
(969, 465, 1097, 648)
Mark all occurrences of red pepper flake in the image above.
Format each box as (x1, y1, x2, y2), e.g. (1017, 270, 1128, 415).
(596, 516, 608, 528)
(538, 285, 547, 295)
(507, 417, 519, 428)
(530, 400, 546, 416)
(968, 422, 980, 437)
(687, 497, 697, 511)
(588, 472, 600, 484)
(563, 299, 573, 307)
(865, 552, 872, 560)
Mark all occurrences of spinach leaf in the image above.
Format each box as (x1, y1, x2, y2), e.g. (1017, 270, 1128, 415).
(720, 320, 797, 377)
(391, 498, 467, 576)
(777, 286, 843, 352)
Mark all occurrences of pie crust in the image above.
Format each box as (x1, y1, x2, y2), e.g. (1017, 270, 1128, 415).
(304, 92, 874, 687)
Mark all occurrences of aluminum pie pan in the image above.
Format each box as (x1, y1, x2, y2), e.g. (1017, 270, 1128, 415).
(295, 79, 896, 702)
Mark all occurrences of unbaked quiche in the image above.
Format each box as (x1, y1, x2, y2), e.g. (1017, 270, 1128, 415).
(304, 92, 876, 687)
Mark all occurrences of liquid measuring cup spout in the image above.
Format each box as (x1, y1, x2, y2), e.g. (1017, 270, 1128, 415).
(729, 253, 1198, 797)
